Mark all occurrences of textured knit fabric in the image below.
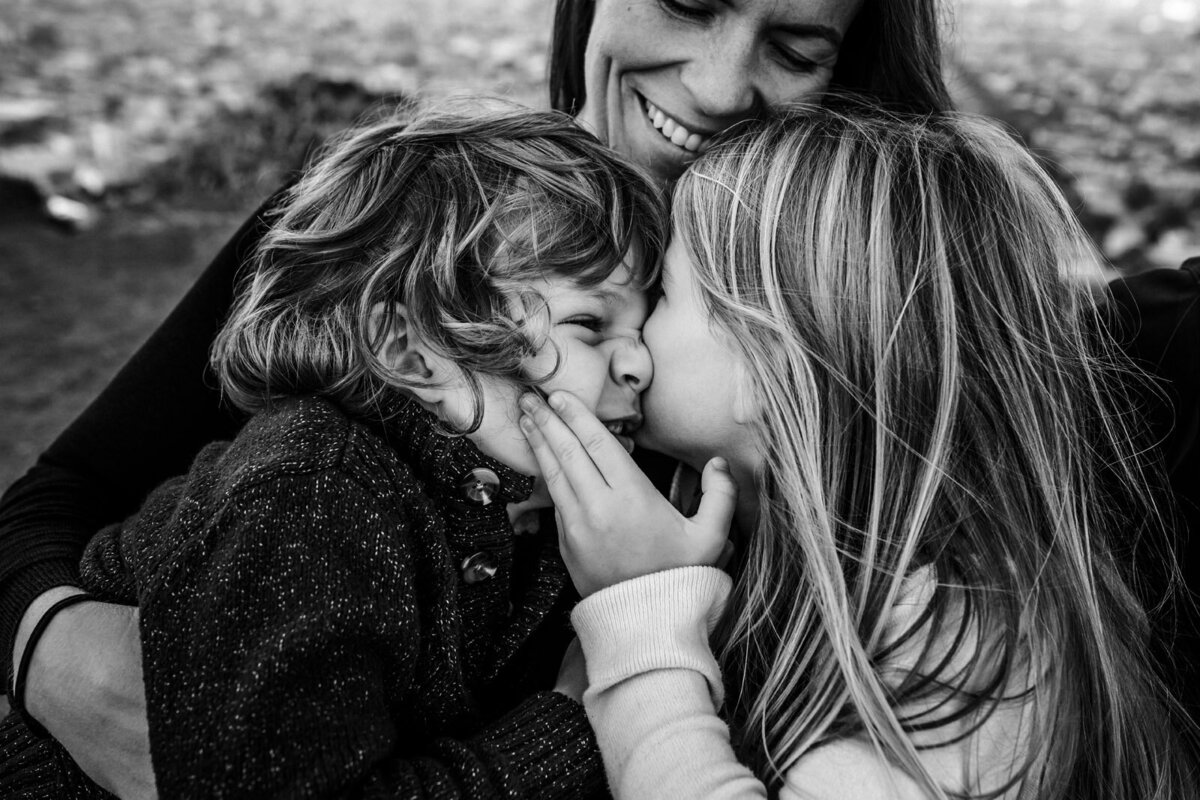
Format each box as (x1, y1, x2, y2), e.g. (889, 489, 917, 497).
(0, 394, 607, 800)
(572, 567, 1037, 800)
(1106, 256, 1200, 719)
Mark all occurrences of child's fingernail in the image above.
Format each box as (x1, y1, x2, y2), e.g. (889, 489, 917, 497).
(519, 414, 534, 432)
(711, 457, 728, 472)
(519, 393, 539, 412)
(548, 392, 566, 410)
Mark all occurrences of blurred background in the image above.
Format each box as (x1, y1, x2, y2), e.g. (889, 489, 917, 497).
(0, 0, 1198, 494)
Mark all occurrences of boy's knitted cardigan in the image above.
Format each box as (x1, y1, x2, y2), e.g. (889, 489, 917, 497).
(0, 395, 604, 800)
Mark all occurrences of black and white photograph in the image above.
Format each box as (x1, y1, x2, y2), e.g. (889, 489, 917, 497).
(1, 1, 1198, 797)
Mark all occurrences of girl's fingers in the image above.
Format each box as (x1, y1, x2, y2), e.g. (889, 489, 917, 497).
(541, 390, 642, 479)
(519, 411, 581, 516)
(519, 392, 612, 497)
(693, 457, 738, 533)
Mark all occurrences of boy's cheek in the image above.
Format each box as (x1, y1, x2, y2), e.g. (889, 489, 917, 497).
(538, 346, 605, 401)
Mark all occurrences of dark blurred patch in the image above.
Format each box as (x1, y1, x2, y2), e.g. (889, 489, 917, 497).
(127, 73, 412, 207)
(25, 23, 63, 55)
(0, 175, 45, 223)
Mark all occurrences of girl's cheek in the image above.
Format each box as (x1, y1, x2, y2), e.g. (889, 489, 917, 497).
(640, 311, 663, 353)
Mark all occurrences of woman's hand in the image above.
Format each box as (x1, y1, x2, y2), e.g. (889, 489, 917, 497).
(15, 590, 156, 800)
(519, 391, 737, 597)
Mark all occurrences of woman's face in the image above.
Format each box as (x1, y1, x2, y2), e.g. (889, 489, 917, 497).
(636, 235, 759, 477)
(577, 0, 862, 182)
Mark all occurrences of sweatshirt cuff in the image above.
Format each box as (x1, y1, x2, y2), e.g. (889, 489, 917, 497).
(475, 690, 606, 800)
(571, 566, 731, 708)
(1, 559, 81, 698)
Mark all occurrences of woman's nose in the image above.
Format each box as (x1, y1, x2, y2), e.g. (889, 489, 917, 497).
(610, 334, 654, 392)
(680, 35, 762, 120)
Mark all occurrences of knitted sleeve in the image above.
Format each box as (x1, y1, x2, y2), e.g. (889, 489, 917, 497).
(0, 193, 279, 676)
(1104, 257, 1200, 718)
(1104, 257, 1200, 472)
(140, 466, 602, 800)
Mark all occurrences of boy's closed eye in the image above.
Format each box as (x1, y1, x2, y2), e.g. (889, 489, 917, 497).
(560, 315, 606, 334)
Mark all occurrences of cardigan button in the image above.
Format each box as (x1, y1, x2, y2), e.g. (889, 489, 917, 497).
(459, 468, 500, 505)
(461, 551, 499, 584)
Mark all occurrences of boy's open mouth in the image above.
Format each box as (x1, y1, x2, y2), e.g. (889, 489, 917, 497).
(604, 416, 642, 453)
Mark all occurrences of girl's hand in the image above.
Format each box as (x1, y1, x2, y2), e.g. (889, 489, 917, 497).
(519, 391, 737, 598)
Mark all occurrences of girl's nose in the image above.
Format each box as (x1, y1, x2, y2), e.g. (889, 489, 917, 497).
(610, 334, 654, 392)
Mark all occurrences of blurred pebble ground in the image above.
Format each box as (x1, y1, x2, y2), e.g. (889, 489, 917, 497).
(0, 0, 1197, 270)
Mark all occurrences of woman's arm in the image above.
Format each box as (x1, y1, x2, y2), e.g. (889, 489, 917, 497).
(1105, 257, 1200, 719)
(1105, 257, 1200, 473)
(0, 196, 279, 668)
(0, 192, 281, 798)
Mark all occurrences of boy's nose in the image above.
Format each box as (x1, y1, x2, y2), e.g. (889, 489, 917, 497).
(610, 334, 654, 391)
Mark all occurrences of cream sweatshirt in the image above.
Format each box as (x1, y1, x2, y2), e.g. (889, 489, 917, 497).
(571, 567, 1038, 800)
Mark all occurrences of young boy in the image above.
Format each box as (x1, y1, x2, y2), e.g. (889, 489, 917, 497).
(0, 102, 667, 799)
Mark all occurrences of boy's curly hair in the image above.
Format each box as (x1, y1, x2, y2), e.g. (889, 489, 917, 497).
(212, 99, 667, 429)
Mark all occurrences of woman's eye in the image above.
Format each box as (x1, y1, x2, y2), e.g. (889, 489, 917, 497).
(771, 42, 819, 73)
(657, 0, 712, 22)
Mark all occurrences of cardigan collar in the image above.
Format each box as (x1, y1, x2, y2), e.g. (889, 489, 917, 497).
(370, 395, 537, 506)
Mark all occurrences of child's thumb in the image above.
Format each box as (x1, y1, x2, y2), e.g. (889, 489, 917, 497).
(693, 457, 738, 537)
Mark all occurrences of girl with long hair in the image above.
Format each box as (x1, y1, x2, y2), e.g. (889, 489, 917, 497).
(521, 102, 1196, 798)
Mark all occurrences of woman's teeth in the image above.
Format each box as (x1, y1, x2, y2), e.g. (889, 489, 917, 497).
(645, 101, 708, 153)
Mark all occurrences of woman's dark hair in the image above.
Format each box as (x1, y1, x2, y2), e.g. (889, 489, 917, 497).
(548, 0, 954, 116)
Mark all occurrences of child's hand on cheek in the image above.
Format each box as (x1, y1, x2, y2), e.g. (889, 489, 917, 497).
(519, 391, 737, 598)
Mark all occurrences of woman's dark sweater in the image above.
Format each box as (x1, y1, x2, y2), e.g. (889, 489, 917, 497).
(1, 393, 605, 799)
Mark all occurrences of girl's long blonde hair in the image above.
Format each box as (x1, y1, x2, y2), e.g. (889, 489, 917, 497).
(673, 102, 1193, 798)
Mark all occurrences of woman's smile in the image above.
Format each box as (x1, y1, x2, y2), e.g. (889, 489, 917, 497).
(578, 0, 861, 182)
(641, 95, 713, 153)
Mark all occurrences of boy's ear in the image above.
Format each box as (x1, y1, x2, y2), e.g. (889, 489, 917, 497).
(370, 302, 452, 405)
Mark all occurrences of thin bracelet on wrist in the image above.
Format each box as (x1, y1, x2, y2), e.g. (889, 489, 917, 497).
(10, 592, 95, 739)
